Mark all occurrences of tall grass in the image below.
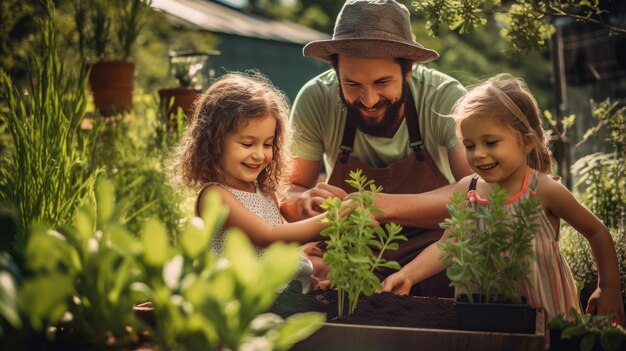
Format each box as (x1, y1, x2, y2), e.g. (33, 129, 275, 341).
(0, 1, 100, 256)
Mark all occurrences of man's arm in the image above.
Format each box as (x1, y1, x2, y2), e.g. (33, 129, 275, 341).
(280, 158, 347, 222)
(375, 175, 472, 229)
(374, 184, 454, 229)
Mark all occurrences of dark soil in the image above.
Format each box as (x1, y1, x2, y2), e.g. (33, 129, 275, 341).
(270, 289, 536, 334)
(271, 287, 536, 333)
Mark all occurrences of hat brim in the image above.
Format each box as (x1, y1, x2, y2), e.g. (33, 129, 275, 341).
(303, 38, 439, 64)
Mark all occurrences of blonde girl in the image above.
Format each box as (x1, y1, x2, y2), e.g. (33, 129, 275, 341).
(383, 74, 624, 325)
(170, 72, 329, 292)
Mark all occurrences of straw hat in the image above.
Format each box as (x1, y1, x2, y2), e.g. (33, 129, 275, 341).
(303, 0, 439, 64)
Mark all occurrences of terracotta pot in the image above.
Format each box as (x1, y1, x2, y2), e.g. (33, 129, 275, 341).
(158, 87, 200, 120)
(88, 61, 135, 116)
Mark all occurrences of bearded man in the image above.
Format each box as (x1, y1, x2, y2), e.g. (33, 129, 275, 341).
(281, 0, 473, 297)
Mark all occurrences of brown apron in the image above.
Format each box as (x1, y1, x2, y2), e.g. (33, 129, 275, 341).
(326, 85, 453, 297)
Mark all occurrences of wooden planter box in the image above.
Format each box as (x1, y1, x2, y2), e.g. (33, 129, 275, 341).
(292, 308, 545, 351)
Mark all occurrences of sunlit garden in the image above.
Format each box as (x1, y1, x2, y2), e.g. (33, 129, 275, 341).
(1, 0, 625, 350)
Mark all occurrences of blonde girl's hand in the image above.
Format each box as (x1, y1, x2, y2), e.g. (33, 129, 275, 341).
(586, 286, 625, 326)
(381, 271, 412, 295)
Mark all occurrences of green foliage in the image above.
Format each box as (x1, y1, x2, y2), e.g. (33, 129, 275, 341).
(496, 2, 555, 53)
(321, 169, 406, 317)
(0, 1, 101, 256)
(132, 191, 324, 351)
(572, 99, 625, 229)
(18, 177, 146, 348)
(114, 0, 152, 61)
(0, 0, 38, 85)
(413, 0, 496, 36)
(439, 186, 540, 304)
(0, 253, 21, 334)
(91, 96, 189, 240)
(411, 0, 623, 53)
(548, 307, 626, 351)
(10, 180, 323, 350)
(561, 224, 626, 308)
(72, 0, 152, 62)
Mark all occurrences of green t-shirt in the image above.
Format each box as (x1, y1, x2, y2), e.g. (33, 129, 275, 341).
(289, 65, 466, 183)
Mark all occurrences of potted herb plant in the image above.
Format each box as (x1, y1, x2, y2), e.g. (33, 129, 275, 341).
(319, 169, 406, 317)
(438, 186, 541, 333)
(158, 50, 220, 125)
(74, 0, 152, 116)
(548, 308, 626, 351)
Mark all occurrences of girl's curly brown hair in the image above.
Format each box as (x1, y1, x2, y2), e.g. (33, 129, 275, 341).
(169, 71, 292, 195)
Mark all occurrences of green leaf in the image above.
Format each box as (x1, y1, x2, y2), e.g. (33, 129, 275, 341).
(348, 253, 371, 264)
(0, 270, 21, 328)
(108, 225, 142, 255)
(141, 218, 170, 267)
(260, 243, 299, 291)
(580, 333, 596, 351)
(274, 312, 325, 350)
(96, 177, 115, 225)
(18, 274, 73, 331)
(181, 216, 209, 259)
(200, 191, 229, 235)
(74, 208, 94, 243)
(225, 228, 258, 286)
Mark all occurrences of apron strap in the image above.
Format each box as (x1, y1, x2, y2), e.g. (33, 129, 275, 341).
(339, 114, 357, 164)
(403, 85, 425, 161)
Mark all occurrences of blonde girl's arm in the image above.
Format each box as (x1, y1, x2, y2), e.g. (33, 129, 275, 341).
(382, 231, 449, 295)
(539, 176, 624, 326)
(199, 185, 326, 247)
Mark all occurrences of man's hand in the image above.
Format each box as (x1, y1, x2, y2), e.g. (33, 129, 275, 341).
(298, 183, 348, 218)
(382, 271, 412, 295)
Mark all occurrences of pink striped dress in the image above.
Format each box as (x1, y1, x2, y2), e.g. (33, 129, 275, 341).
(466, 168, 581, 321)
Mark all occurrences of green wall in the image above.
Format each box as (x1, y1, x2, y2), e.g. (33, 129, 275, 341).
(211, 34, 328, 103)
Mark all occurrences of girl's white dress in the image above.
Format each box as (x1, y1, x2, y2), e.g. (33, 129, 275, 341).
(199, 182, 314, 293)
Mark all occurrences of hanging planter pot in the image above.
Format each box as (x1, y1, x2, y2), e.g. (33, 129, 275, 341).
(88, 60, 135, 116)
(455, 294, 537, 333)
(158, 86, 200, 120)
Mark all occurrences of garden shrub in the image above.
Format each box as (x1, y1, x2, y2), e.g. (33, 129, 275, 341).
(0, 1, 101, 257)
(3, 178, 324, 350)
(90, 95, 190, 241)
(563, 99, 626, 307)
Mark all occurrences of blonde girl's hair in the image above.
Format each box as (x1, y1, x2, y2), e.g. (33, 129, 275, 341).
(169, 71, 293, 195)
(453, 74, 552, 173)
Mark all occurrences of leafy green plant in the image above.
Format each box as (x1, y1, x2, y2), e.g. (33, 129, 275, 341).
(91, 96, 189, 240)
(0, 0, 101, 257)
(11, 178, 323, 350)
(548, 307, 626, 351)
(412, 0, 625, 53)
(572, 99, 625, 229)
(320, 169, 406, 317)
(18, 178, 145, 349)
(73, 0, 152, 62)
(133, 191, 325, 350)
(561, 224, 626, 309)
(438, 186, 540, 304)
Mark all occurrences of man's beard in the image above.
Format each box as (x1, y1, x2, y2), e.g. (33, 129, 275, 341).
(341, 84, 407, 137)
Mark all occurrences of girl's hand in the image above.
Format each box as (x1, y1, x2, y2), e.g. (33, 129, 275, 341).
(382, 271, 412, 295)
(586, 286, 625, 326)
